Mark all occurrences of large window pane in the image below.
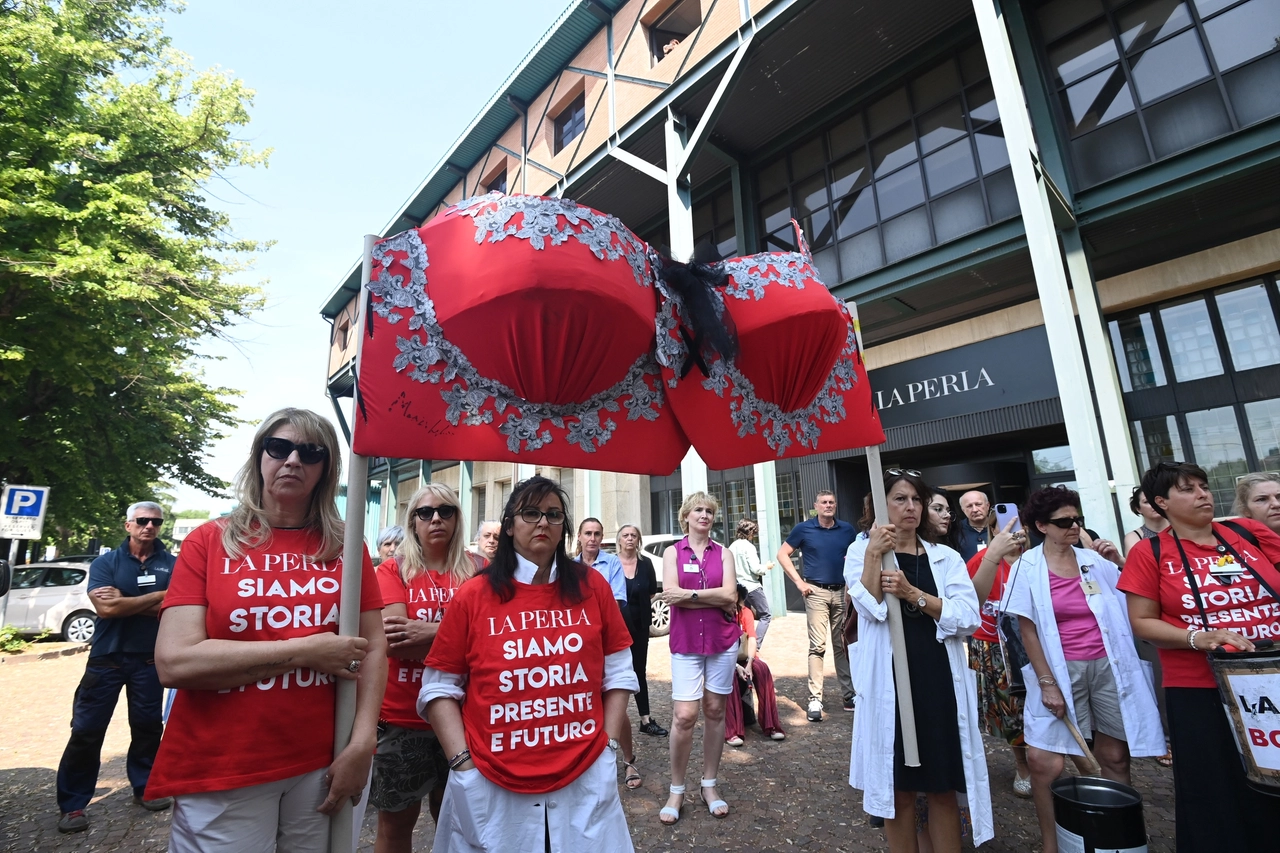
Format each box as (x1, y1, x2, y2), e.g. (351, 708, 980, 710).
(795, 173, 830, 216)
(924, 139, 978, 196)
(882, 207, 932, 263)
(1048, 21, 1122, 86)
(1109, 313, 1169, 391)
(838, 228, 883, 278)
(1117, 0, 1194, 54)
(1039, 0, 1107, 44)
(967, 80, 1000, 124)
(834, 169, 877, 238)
(1245, 398, 1280, 471)
(1224, 49, 1280, 125)
(932, 184, 987, 242)
(1185, 406, 1248, 509)
(1193, 0, 1240, 15)
(800, 207, 833, 251)
(1202, 0, 1280, 71)
(875, 162, 925, 219)
(911, 59, 962, 111)
(985, 168, 1019, 220)
(1129, 30, 1211, 103)
(760, 192, 792, 235)
(1160, 299, 1224, 380)
(872, 125, 919, 177)
(790, 137, 825, 180)
(1071, 114, 1150, 184)
(1034, 445, 1075, 474)
(1143, 80, 1232, 158)
(1216, 283, 1280, 370)
(975, 122, 1011, 174)
(1062, 66, 1136, 133)
(868, 88, 911, 136)
(758, 157, 788, 199)
(918, 100, 968, 154)
(1132, 415, 1185, 468)
(829, 114, 866, 159)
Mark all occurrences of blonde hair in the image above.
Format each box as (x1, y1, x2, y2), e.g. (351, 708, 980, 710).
(617, 524, 643, 553)
(398, 483, 476, 585)
(678, 491, 719, 534)
(1232, 472, 1280, 517)
(222, 408, 344, 561)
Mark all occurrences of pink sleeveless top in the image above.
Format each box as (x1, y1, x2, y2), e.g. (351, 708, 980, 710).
(669, 537, 740, 656)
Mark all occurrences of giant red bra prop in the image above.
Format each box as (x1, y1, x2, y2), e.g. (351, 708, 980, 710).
(353, 193, 884, 474)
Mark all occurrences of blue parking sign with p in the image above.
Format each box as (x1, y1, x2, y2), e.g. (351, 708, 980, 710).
(5, 488, 44, 516)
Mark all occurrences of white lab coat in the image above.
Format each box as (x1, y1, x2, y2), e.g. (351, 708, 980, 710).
(1004, 545, 1165, 757)
(844, 538, 994, 846)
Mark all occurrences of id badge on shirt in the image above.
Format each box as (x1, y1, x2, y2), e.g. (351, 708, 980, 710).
(682, 563, 700, 574)
(1210, 555, 1243, 578)
(1079, 577, 1101, 596)
(137, 573, 156, 586)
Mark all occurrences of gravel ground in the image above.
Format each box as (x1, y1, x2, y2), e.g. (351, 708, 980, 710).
(0, 615, 1176, 852)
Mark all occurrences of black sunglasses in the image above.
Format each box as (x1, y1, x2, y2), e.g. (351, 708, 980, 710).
(132, 517, 163, 527)
(263, 437, 329, 465)
(885, 468, 922, 477)
(517, 507, 567, 525)
(412, 505, 458, 522)
(1044, 515, 1086, 529)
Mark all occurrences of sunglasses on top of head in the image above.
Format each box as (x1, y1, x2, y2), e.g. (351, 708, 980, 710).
(131, 517, 163, 527)
(885, 468, 922, 478)
(412, 505, 458, 522)
(1044, 515, 1086, 529)
(263, 437, 329, 465)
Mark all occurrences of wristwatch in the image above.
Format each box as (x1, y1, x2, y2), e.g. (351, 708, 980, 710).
(690, 590, 699, 601)
(915, 592, 927, 609)
(607, 738, 620, 752)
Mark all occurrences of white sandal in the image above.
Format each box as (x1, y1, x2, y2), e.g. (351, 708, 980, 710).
(700, 778, 728, 818)
(659, 784, 684, 825)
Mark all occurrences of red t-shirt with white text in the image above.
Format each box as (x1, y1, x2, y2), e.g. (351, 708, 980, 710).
(966, 551, 1013, 643)
(376, 557, 473, 729)
(425, 568, 631, 794)
(145, 521, 382, 798)
(1118, 517, 1280, 688)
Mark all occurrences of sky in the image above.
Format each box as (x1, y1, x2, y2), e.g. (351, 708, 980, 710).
(161, 0, 569, 513)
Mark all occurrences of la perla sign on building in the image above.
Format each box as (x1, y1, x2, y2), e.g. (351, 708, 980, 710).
(867, 327, 1059, 430)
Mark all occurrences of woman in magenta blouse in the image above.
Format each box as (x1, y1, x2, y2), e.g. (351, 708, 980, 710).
(656, 491, 738, 825)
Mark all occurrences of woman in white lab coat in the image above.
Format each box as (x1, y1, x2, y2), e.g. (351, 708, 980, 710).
(845, 470, 992, 852)
(1005, 486, 1163, 853)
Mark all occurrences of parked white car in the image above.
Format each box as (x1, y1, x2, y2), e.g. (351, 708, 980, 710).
(602, 533, 681, 637)
(5, 562, 97, 643)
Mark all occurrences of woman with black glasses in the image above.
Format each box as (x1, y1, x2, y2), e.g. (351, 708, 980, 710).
(1007, 486, 1163, 853)
(1120, 462, 1280, 853)
(148, 408, 387, 851)
(370, 484, 482, 852)
(419, 476, 637, 852)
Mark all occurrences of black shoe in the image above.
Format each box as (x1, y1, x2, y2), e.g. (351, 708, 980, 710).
(869, 815, 884, 828)
(843, 697, 855, 712)
(132, 795, 173, 812)
(639, 720, 669, 737)
(58, 810, 88, 833)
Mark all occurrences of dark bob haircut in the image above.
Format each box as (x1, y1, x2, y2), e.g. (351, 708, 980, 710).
(1140, 461, 1210, 519)
(484, 475, 588, 605)
(858, 470, 938, 544)
(1021, 485, 1082, 530)
(1128, 485, 1143, 515)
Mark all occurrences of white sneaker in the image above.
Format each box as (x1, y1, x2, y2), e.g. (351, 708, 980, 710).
(807, 699, 822, 721)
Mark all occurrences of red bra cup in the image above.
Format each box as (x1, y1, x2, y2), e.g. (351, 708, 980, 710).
(655, 222, 884, 469)
(354, 193, 690, 474)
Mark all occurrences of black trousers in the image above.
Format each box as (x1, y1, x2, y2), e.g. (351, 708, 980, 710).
(623, 605, 651, 717)
(1166, 686, 1280, 852)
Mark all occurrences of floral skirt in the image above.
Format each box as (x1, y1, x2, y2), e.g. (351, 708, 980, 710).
(968, 637, 1025, 748)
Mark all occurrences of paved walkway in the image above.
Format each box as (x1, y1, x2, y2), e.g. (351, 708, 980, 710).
(0, 616, 1176, 851)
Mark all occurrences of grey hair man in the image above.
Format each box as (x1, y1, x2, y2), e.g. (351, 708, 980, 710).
(957, 490, 991, 561)
(472, 520, 501, 562)
(56, 501, 176, 833)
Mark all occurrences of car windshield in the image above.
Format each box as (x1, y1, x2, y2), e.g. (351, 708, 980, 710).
(11, 568, 44, 589)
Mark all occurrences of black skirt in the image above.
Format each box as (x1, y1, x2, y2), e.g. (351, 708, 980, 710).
(892, 552, 966, 794)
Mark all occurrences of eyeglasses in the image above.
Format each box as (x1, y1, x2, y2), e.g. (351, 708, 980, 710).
(929, 504, 952, 516)
(263, 437, 328, 465)
(131, 517, 163, 527)
(517, 507, 567, 525)
(1044, 515, 1086, 529)
(412, 505, 458, 522)
(885, 468, 922, 477)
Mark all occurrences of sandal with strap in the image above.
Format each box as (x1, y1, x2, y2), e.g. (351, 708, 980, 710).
(700, 778, 728, 818)
(659, 785, 684, 825)
(623, 759, 642, 789)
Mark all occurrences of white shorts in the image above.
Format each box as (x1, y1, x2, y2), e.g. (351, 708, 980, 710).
(671, 648, 738, 701)
(168, 767, 329, 853)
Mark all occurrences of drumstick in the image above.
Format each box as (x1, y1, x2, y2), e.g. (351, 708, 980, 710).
(1063, 716, 1102, 776)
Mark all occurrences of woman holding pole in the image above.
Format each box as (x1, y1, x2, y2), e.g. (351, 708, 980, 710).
(844, 469, 991, 851)
(147, 408, 387, 851)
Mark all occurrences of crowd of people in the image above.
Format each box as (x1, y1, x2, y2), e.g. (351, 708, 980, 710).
(52, 405, 1280, 851)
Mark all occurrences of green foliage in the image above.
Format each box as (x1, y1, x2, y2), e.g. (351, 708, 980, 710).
(0, 1, 268, 549)
(0, 625, 50, 654)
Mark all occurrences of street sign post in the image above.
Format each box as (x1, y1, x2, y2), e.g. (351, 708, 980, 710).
(1, 485, 51, 629)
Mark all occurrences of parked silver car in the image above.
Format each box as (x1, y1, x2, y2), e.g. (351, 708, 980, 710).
(4, 562, 97, 643)
(602, 533, 680, 637)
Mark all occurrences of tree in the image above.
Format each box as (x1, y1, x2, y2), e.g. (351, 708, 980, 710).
(0, 0, 266, 553)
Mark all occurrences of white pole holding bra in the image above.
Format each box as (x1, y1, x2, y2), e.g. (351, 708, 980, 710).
(329, 234, 376, 853)
(848, 302, 920, 768)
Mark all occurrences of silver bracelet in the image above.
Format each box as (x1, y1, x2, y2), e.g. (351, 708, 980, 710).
(1037, 674, 1057, 686)
(1188, 629, 1202, 651)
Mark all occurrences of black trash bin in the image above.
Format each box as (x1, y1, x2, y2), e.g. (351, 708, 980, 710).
(1051, 776, 1147, 853)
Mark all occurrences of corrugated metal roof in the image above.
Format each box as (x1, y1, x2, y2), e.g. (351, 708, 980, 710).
(322, 0, 628, 317)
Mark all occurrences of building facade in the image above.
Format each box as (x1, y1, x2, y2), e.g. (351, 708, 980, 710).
(321, 0, 1280, 613)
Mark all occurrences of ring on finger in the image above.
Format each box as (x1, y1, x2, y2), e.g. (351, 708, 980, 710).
(347, 659, 361, 673)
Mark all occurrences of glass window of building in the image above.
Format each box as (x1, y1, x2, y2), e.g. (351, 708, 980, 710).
(1185, 405, 1248, 507)
(1245, 398, 1280, 471)
(754, 43, 1014, 281)
(1033, 0, 1280, 187)
(774, 469, 805, 535)
(553, 93, 586, 154)
(692, 186, 739, 261)
(1131, 415, 1185, 468)
(1214, 282, 1280, 371)
(1159, 298, 1224, 381)
(1108, 313, 1168, 391)
(1033, 445, 1075, 474)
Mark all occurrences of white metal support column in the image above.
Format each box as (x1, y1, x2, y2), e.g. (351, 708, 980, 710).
(752, 461, 786, 617)
(459, 461, 474, 541)
(973, 0, 1119, 541)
